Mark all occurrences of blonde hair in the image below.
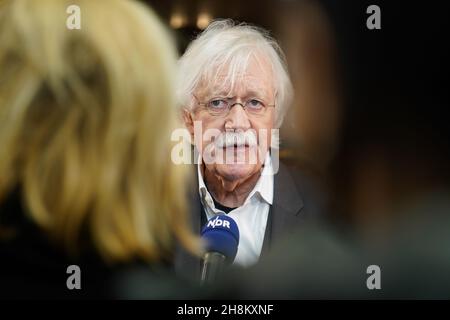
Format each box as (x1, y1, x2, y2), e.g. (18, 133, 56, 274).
(0, 0, 198, 263)
(177, 19, 294, 128)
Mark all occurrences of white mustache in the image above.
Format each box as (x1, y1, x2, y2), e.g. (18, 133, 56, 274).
(214, 131, 257, 148)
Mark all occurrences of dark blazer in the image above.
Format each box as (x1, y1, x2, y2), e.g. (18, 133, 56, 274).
(174, 162, 325, 282)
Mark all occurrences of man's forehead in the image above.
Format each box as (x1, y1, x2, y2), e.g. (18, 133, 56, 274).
(198, 72, 273, 98)
(196, 53, 274, 97)
(212, 78, 269, 94)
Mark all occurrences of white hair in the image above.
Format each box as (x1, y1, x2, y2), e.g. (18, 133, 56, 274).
(176, 19, 294, 128)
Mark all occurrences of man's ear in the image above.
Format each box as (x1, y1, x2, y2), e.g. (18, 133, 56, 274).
(182, 108, 195, 140)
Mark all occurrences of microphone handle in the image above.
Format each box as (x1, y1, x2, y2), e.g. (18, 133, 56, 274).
(200, 251, 226, 285)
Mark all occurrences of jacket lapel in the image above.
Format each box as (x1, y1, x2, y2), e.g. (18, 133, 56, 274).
(261, 162, 304, 255)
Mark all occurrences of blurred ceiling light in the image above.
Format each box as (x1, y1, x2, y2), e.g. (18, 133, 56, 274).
(196, 13, 212, 30)
(170, 13, 187, 29)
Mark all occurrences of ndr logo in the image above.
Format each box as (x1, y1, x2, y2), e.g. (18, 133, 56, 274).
(207, 217, 231, 229)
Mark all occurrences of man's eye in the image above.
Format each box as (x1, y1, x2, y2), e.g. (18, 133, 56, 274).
(209, 99, 227, 109)
(247, 99, 263, 109)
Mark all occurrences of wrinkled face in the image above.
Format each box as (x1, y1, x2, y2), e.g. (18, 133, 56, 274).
(184, 55, 276, 183)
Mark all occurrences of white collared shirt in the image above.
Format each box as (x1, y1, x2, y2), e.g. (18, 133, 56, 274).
(198, 154, 274, 267)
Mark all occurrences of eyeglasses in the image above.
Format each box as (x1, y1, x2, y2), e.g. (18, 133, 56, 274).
(193, 94, 275, 117)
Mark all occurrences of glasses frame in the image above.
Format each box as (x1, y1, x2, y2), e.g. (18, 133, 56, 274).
(192, 94, 275, 117)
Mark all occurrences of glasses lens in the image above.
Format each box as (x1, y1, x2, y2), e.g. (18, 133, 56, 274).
(207, 99, 229, 115)
(245, 99, 266, 115)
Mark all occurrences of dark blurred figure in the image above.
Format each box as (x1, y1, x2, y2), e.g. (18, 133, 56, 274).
(0, 0, 199, 299)
(210, 0, 450, 298)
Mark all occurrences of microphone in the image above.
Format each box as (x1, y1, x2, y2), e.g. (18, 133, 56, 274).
(200, 214, 239, 285)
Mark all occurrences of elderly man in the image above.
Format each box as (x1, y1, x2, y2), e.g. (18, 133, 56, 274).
(175, 20, 322, 280)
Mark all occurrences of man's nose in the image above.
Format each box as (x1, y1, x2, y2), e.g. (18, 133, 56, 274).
(225, 102, 251, 131)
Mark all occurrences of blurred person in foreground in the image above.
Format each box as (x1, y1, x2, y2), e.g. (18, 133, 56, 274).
(174, 20, 325, 282)
(0, 0, 198, 299)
